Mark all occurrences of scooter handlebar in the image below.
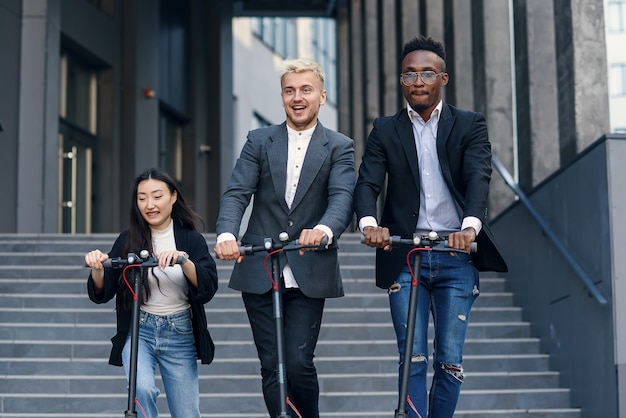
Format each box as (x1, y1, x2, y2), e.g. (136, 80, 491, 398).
(239, 236, 329, 256)
(86, 252, 186, 268)
(361, 233, 477, 253)
(390, 235, 477, 253)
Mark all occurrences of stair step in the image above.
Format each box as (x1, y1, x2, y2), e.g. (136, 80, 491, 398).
(0, 388, 576, 415)
(0, 370, 562, 393)
(0, 233, 581, 417)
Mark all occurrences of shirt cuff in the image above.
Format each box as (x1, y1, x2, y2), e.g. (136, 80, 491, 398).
(461, 217, 482, 236)
(216, 232, 237, 243)
(358, 216, 378, 232)
(314, 225, 333, 245)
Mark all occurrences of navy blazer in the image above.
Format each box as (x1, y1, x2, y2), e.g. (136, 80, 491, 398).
(354, 104, 508, 289)
(216, 122, 355, 299)
(87, 223, 218, 366)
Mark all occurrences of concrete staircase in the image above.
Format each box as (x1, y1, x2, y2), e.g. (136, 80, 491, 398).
(0, 233, 581, 417)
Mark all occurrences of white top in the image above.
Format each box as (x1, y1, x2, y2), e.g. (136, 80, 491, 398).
(142, 219, 190, 315)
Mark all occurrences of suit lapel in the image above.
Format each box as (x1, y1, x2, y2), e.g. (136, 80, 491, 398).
(290, 124, 329, 212)
(267, 124, 290, 212)
(436, 103, 454, 184)
(395, 110, 421, 187)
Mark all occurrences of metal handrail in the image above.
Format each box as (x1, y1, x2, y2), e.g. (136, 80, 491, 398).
(491, 156, 608, 305)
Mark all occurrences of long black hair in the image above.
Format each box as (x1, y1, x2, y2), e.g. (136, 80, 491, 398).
(119, 167, 204, 306)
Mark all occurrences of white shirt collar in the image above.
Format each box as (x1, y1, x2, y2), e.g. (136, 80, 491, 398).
(407, 100, 443, 124)
(286, 124, 317, 139)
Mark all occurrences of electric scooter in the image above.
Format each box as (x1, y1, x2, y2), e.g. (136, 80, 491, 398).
(364, 232, 476, 417)
(87, 251, 186, 417)
(238, 232, 328, 418)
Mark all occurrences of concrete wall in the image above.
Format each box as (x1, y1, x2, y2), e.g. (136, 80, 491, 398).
(491, 134, 626, 417)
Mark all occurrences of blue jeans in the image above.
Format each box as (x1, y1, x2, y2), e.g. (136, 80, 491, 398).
(122, 309, 200, 418)
(243, 289, 325, 418)
(388, 250, 479, 418)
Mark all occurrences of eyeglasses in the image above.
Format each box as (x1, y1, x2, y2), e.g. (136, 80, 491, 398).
(400, 71, 444, 86)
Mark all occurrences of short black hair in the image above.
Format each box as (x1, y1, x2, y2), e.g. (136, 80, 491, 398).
(401, 36, 446, 66)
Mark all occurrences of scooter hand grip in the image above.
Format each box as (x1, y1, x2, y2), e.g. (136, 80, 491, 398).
(85, 257, 129, 268)
(443, 240, 478, 252)
(390, 235, 416, 246)
(239, 245, 252, 256)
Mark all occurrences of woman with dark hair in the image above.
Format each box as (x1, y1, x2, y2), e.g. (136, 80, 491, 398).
(85, 167, 218, 418)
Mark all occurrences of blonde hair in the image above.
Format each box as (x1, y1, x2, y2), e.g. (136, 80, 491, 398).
(279, 58, 325, 85)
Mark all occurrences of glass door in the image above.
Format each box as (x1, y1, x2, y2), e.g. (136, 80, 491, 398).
(59, 51, 97, 233)
(59, 133, 92, 233)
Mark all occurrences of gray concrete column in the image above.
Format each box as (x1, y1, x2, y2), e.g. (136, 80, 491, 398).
(482, 0, 516, 218)
(132, 0, 160, 173)
(570, 0, 610, 150)
(381, 0, 399, 115)
(346, 0, 366, 166)
(210, 0, 233, 227)
(554, 0, 609, 164)
(424, 0, 444, 44)
(189, 0, 212, 224)
(17, 0, 61, 232)
(450, 0, 474, 111)
(364, 0, 381, 128)
(526, 0, 560, 186)
(400, 0, 419, 43)
(0, 0, 22, 232)
(336, 2, 352, 143)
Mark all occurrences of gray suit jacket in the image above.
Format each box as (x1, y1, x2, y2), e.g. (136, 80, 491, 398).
(216, 122, 355, 298)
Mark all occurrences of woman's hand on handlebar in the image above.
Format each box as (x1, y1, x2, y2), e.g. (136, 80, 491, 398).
(446, 227, 476, 253)
(85, 250, 107, 290)
(154, 250, 189, 269)
(85, 250, 109, 270)
(362, 226, 392, 251)
(214, 239, 244, 263)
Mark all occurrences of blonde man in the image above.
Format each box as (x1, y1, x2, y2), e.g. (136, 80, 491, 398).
(215, 58, 355, 417)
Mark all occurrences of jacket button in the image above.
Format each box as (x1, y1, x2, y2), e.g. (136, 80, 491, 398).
(287, 220, 294, 227)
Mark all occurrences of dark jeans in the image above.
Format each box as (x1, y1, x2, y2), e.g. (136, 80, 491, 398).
(242, 289, 325, 418)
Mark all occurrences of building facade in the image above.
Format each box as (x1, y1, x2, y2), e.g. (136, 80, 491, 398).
(0, 0, 612, 233)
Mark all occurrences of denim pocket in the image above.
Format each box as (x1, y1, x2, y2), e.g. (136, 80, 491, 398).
(171, 316, 193, 335)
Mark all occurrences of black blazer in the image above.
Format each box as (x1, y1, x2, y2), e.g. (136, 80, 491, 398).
(354, 104, 508, 289)
(87, 223, 218, 366)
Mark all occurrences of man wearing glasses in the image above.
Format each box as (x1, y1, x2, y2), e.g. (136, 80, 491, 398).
(354, 36, 507, 418)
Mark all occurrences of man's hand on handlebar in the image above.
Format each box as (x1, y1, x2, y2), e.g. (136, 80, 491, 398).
(446, 227, 476, 253)
(297, 229, 328, 255)
(362, 226, 392, 251)
(214, 240, 244, 263)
